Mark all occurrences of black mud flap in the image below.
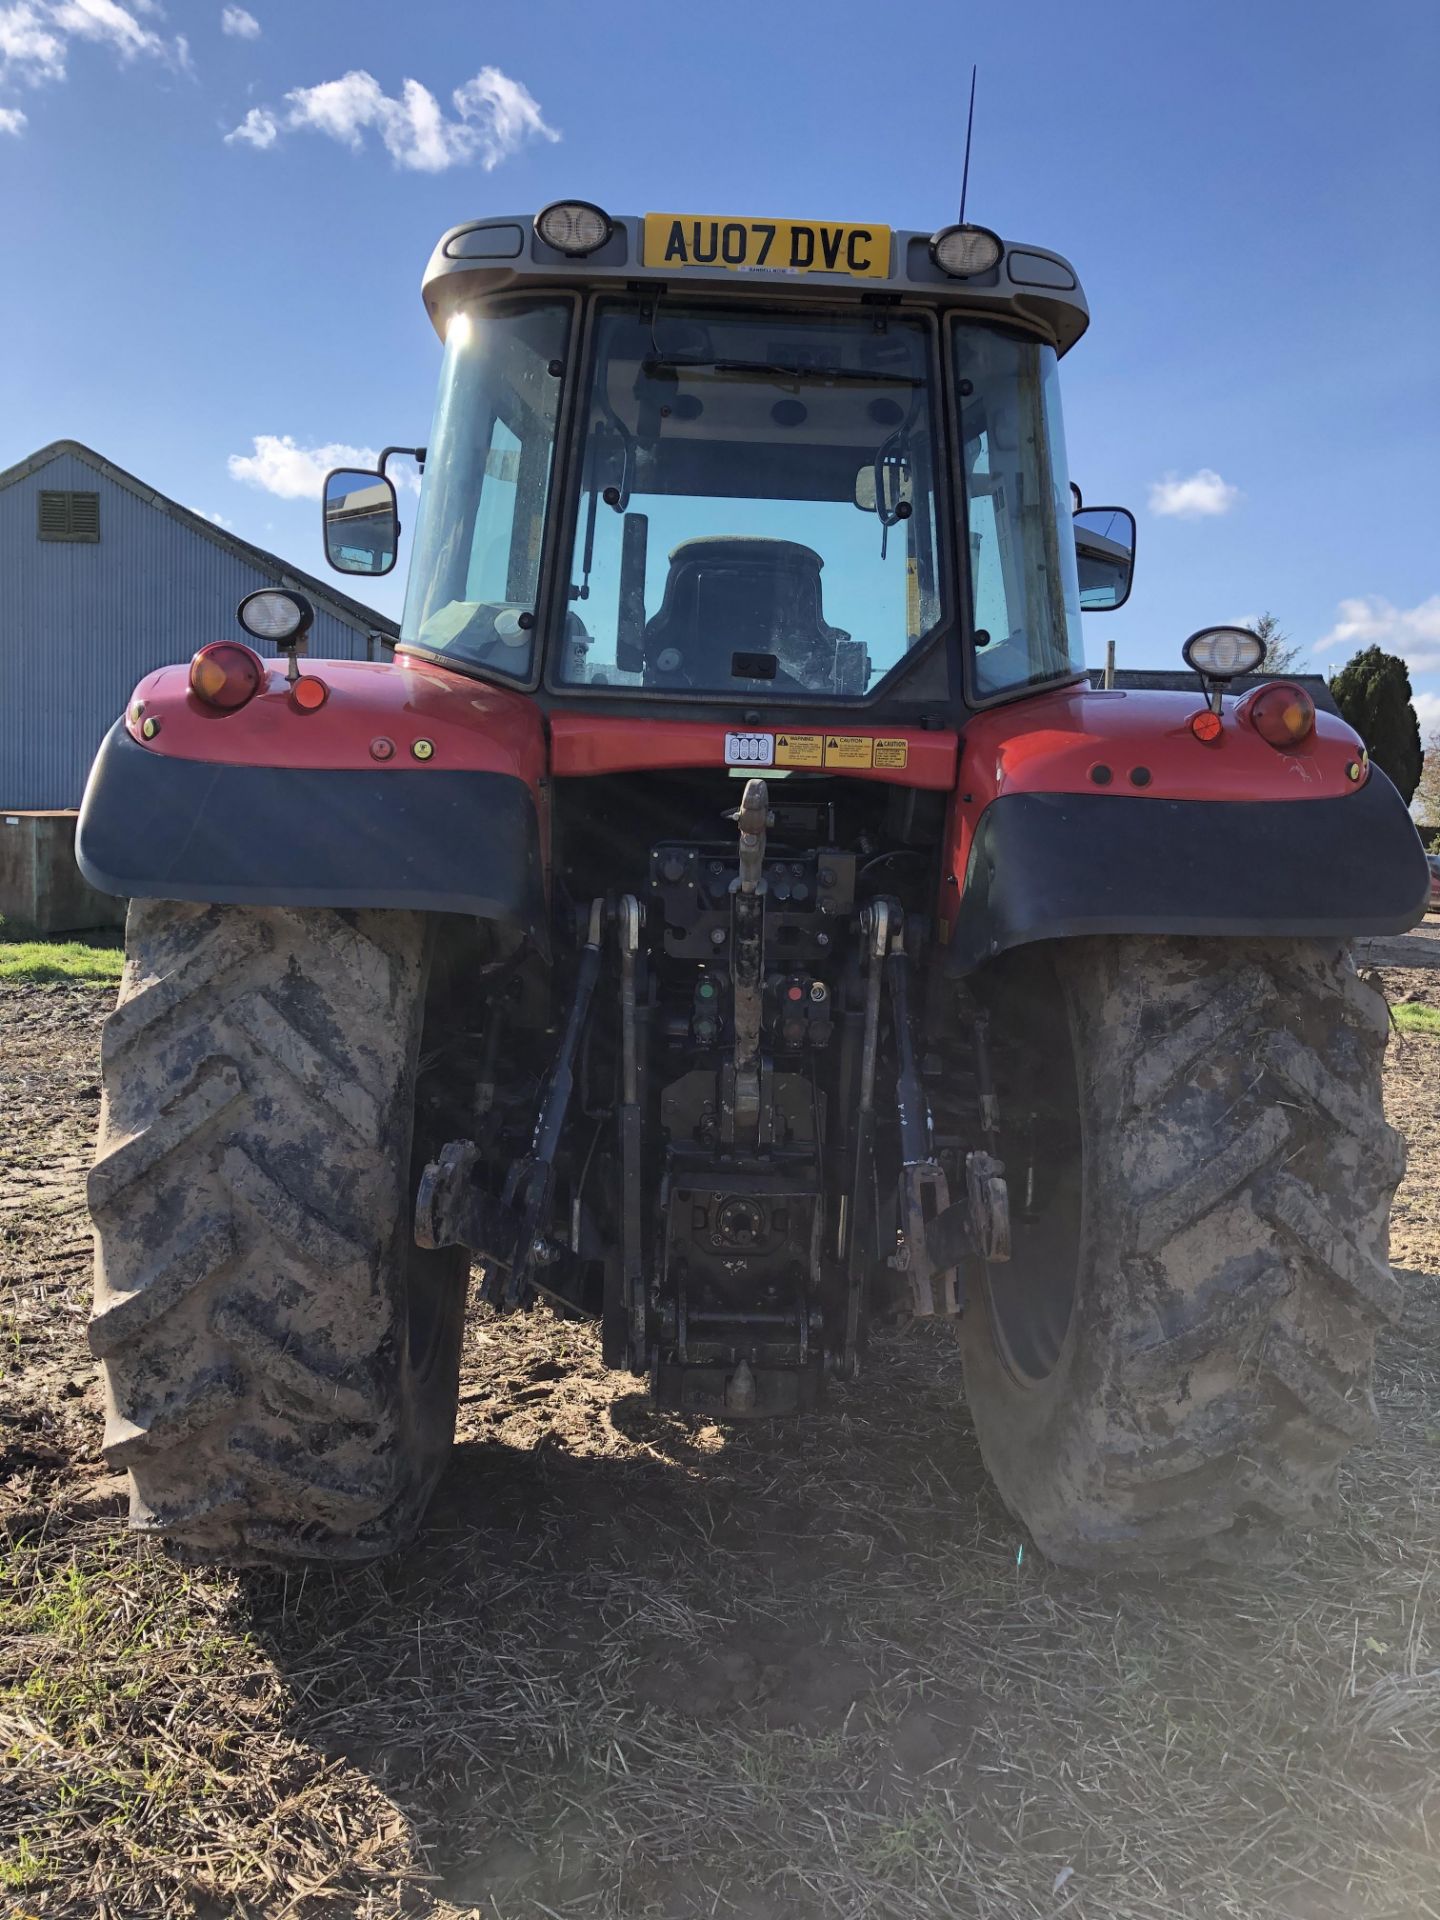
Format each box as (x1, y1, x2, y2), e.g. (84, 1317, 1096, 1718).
(947, 774, 1428, 976)
(77, 721, 548, 945)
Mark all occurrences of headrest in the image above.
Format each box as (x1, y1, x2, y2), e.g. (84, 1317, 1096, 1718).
(664, 537, 825, 576)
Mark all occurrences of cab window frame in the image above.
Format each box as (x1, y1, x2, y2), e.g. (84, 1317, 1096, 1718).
(944, 313, 1089, 713)
(395, 289, 581, 692)
(539, 289, 962, 711)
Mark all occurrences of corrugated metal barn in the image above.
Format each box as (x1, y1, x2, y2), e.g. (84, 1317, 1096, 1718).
(0, 440, 398, 809)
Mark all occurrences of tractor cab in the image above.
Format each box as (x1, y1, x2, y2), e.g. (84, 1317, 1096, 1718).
(323, 204, 1135, 722)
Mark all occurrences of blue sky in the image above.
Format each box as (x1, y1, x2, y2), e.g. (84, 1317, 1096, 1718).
(2, 0, 1437, 723)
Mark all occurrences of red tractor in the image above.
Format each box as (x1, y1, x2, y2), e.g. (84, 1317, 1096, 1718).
(79, 204, 1426, 1570)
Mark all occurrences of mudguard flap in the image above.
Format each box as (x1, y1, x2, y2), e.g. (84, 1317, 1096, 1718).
(76, 654, 548, 940)
(946, 774, 1428, 976)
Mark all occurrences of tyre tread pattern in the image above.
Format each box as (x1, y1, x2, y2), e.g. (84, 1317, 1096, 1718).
(89, 901, 449, 1565)
(963, 938, 1408, 1570)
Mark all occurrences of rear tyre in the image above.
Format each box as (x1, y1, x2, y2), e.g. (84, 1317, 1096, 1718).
(958, 936, 1408, 1570)
(88, 901, 469, 1566)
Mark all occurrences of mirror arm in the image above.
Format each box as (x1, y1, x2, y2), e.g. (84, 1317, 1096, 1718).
(378, 446, 426, 478)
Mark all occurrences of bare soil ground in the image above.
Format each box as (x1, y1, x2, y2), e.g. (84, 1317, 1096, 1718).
(2, 935, 1438, 1919)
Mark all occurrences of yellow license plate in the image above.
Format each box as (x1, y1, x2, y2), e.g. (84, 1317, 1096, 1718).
(643, 213, 892, 280)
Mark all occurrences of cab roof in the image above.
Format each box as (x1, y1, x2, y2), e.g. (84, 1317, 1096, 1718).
(421, 210, 1090, 355)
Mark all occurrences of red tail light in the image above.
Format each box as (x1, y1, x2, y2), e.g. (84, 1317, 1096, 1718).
(289, 674, 329, 713)
(1189, 708, 1223, 742)
(1246, 681, 1315, 748)
(189, 642, 264, 712)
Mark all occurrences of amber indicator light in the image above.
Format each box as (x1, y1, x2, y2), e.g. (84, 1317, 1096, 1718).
(1190, 709, 1223, 742)
(1247, 680, 1315, 748)
(189, 642, 264, 712)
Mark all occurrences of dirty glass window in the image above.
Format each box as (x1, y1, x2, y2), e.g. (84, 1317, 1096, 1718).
(401, 299, 570, 678)
(953, 326, 1084, 701)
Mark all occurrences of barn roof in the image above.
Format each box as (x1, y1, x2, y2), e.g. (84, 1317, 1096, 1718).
(0, 439, 398, 639)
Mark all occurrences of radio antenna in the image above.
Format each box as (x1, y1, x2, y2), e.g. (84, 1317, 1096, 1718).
(958, 66, 978, 223)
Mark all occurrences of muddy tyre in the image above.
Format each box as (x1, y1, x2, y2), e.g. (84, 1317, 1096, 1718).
(959, 937, 1407, 1571)
(88, 901, 469, 1565)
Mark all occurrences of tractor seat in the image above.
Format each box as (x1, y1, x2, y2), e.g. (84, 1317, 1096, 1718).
(639, 537, 851, 688)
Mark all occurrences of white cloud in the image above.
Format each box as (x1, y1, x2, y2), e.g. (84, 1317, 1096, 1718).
(452, 67, 558, 170)
(220, 4, 258, 37)
(51, 0, 163, 60)
(227, 62, 558, 171)
(0, 101, 25, 130)
(229, 434, 379, 501)
(1316, 594, 1440, 672)
(223, 102, 274, 146)
(0, 3, 67, 84)
(227, 434, 421, 501)
(0, 0, 185, 93)
(1411, 688, 1440, 739)
(1148, 468, 1241, 519)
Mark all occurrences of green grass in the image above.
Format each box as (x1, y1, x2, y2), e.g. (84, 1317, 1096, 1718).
(0, 1834, 51, 1891)
(0, 925, 122, 985)
(1393, 999, 1440, 1034)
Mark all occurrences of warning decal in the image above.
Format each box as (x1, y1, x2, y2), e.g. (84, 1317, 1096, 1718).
(775, 733, 823, 767)
(824, 735, 872, 769)
(724, 733, 911, 771)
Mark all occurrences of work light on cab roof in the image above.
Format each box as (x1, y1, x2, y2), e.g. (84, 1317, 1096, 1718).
(929, 223, 1003, 277)
(534, 200, 613, 256)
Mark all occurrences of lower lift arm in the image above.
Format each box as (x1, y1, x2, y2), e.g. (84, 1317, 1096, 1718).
(415, 898, 606, 1311)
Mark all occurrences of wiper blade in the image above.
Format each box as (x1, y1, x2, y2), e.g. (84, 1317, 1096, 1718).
(642, 355, 921, 387)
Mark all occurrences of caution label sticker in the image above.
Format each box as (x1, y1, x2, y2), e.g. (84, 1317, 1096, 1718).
(775, 732, 823, 767)
(824, 735, 872, 769)
(724, 733, 911, 771)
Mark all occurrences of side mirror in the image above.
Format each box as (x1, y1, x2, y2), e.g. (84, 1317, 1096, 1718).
(323, 468, 399, 576)
(1073, 505, 1136, 612)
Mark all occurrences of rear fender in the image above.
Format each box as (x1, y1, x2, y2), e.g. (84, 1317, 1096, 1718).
(943, 684, 1427, 974)
(77, 656, 550, 947)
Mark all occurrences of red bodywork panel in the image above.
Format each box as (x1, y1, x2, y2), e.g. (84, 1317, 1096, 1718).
(124, 659, 1372, 929)
(127, 660, 958, 792)
(125, 656, 547, 790)
(944, 684, 1369, 930)
(549, 714, 959, 788)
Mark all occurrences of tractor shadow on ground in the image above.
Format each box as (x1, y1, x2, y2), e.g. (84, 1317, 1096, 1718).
(231, 1328, 1023, 1915)
(227, 1298, 1440, 1920)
